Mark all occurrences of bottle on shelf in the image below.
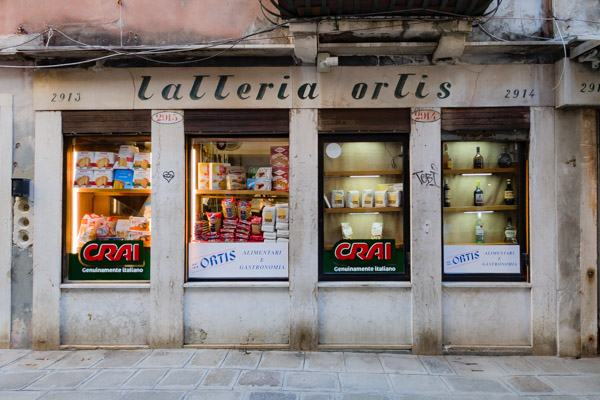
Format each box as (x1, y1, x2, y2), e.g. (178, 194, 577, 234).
(504, 178, 515, 205)
(498, 146, 513, 168)
(443, 179, 451, 207)
(475, 213, 484, 244)
(504, 217, 517, 243)
(474, 180, 484, 206)
(443, 144, 453, 169)
(473, 146, 484, 169)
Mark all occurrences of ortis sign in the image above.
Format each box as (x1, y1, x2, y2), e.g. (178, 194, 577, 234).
(79, 240, 145, 266)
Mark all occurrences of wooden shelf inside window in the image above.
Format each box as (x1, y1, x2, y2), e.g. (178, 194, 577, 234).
(443, 167, 518, 175)
(74, 188, 151, 196)
(196, 190, 289, 197)
(444, 205, 518, 212)
(444, 242, 518, 245)
(324, 170, 402, 177)
(325, 207, 403, 214)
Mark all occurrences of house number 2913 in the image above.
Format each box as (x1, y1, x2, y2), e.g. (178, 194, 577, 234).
(505, 89, 535, 99)
(51, 92, 81, 102)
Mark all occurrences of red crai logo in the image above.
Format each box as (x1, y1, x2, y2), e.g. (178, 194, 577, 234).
(79, 241, 144, 266)
(333, 241, 392, 261)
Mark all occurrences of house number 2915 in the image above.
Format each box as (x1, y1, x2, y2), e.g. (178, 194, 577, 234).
(505, 89, 535, 99)
(51, 92, 81, 102)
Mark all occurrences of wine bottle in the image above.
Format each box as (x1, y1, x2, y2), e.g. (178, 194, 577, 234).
(498, 146, 512, 168)
(475, 214, 484, 244)
(473, 146, 484, 169)
(504, 217, 517, 243)
(474, 180, 484, 206)
(443, 179, 451, 207)
(504, 178, 515, 205)
(443, 144, 453, 169)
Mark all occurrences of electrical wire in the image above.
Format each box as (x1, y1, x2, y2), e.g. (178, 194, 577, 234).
(0, 29, 50, 51)
(551, 18, 568, 91)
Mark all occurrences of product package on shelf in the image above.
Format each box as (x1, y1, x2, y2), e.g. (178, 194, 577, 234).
(113, 169, 134, 189)
(94, 152, 116, 169)
(375, 191, 388, 207)
(126, 230, 151, 246)
(272, 167, 289, 191)
(270, 146, 289, 167)
(73, 169, 95, 187)
(96, 217, 118, 239)
(133, 152, 151, 170)
(93, 170, 114, 188)
(221, 198, 237, 219)
(371, 222, 383, 239)
(77, 213, 101, 244)
(277, 237, 289, 243)
(388, 190, 401, 207)
(362, 189, 374, 207)
(261, 206, 276, 231)
(346, 190, 360, 208)
(275, 203, 289, 224)
(115, 145, 139, 169)
(206, 212, 222, 233)
(255, 167, 272, 180)
(129, 217, 150, 231)
(276, 229, 289, 238)
(332, 190, 345, 208)
(237, 201, 252, 220)
(198, 163, 210, 190)
(209, 163, 230, 190)
(115, 219, 130, 238)
(75, 152, 95, 169)
(247, 178, 272, 191)
(227, 166, 246, 190)
(133, 170, 152, 189)
(341, 222, 353, 240)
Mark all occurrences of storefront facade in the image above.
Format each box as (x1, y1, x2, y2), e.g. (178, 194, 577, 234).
(16, 61, 595, 355)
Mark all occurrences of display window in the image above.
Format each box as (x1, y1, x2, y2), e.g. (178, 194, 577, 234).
(442, 140, 528, 281)
(64, 135, 152, 282)
(319, 134, 410, 281)
(187, 135, 290, 280)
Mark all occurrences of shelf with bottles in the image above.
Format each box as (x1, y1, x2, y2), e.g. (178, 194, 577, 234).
(442, 142, 519, 171)
(324, 170, 403, 178)
(443, 205, 517, 212)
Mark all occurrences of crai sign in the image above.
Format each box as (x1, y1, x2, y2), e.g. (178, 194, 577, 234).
(68, 240, 150, 281)
(324, 239, 404, 274)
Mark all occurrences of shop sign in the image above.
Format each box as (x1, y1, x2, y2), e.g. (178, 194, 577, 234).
(68, 241, 150, 281)
(152, 111, 183, 124)
(444, 244, 520, 274)
(188, 242, 288, 279)
(324, 239, 403, 274)
(411, 109, 440, 122)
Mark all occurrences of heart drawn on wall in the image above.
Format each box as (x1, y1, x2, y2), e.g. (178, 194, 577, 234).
(162, 171, 175, 183)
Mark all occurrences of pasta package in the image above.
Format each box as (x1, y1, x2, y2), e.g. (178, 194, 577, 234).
(341, 222, 353, 240)
(362, 189, 374, 207)
(206, 212, 222, 233)
(371, 222, 383, 239)
(237, 201, 252, 221)
(388, 190, 401, 207)
(346, 190, 360, 209)
(375, 191, 388, 207)
(221, 198, 237, 219)
(275, 203, 289, 224)
(331, 190, 345, 208)
(262, 206, 276, 227)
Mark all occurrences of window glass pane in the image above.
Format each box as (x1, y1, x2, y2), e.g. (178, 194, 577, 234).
(188, 137, 290, 280)
(320, 137, 408, 280)
(65, 136, 151, 281)
(442, 141, 526, 279)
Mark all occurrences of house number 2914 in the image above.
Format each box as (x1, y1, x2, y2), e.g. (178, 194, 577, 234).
(51, 92, 81, 102)
(580, 83, 600, 93)
(505, 89, 535, 99)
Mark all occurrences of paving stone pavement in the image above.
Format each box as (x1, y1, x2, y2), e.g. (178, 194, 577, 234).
(0, 349, 598, 399)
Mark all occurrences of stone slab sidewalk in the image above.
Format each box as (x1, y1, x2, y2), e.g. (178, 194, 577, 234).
(0, 349, 599, 399)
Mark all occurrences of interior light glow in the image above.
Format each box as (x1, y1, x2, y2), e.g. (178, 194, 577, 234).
(71, 151, 78, 254)
(464, 210, 494, 214)
(350, 212, 380, 215)
(191, 146, 197, 241)
(349, 175, 380, 178)
(461, 173, 493, 176)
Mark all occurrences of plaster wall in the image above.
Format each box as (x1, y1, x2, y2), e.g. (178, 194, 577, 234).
(0, 0, 268, 45)
(554, 0, 600, 37)
(0, 66, 34, 349)
(60, 288, 149, 346)
(555, 108, 583, 357)
(442, 286, 531, 346)
(184, 287, 290, 346)
(318, 287, 412, 346)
